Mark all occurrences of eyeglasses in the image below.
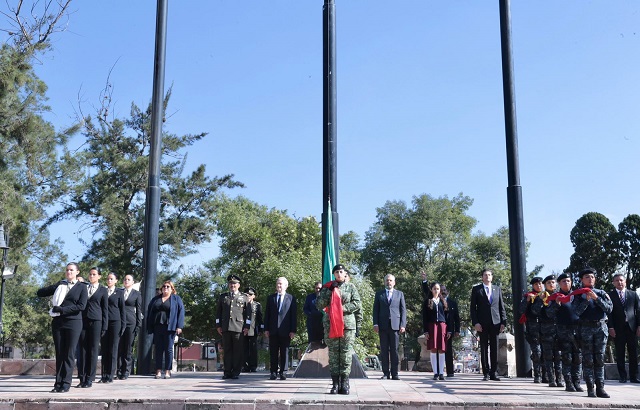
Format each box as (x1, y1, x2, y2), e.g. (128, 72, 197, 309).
(162, 285, 171, 289)
(315, 287, 322, 290)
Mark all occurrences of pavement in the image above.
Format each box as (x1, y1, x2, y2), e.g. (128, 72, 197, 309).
(0, 371, 638, 409)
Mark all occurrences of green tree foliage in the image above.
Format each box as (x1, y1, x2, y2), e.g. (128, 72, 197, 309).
(175, 266, 220, 342)
(44, 89, 243, 276)
(566, 212, 620, 289)
(0, 0, 75, 355)
(617, 214, 640, 290)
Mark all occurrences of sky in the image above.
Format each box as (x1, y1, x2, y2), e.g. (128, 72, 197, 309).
(15, 1, 640, 275)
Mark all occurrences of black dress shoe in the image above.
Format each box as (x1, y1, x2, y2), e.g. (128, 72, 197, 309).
(221, 375, 229, 380)
(269, 373, 277, 380)
(231, 376, 239, 379)
(380, 375, 388, 380)
(75, 383, 83, 388)
(392, 375, 400, 380)
(83, 382, 92, 388)
(446, 374, 454, 377)
(50, 388, 61, 393)
(279, 373, 287, 380)
(619, 377, 628, 383)
(490, 375, 501, 381)
(630, 378, 640, 383)
(482, 375, 489, 381)
(438, 374, 445, 380)
(57, 387, 70, 393)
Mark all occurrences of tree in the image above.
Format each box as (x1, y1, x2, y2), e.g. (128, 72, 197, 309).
(566, 212, 620, 289)
(44, 88, 243, 276)
(0, 0, 75, 355)
(618, 214, 640, 290)
(174, 266, 220, 342)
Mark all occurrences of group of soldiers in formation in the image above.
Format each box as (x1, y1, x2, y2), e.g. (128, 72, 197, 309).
(519, 267, 633, 398)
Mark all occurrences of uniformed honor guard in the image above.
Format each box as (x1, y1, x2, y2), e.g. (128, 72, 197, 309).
(553, 273, 583, 392)
(518, 276, 543, 383)
(316, 264, 362, 395)
(216, 275, 251, 380)
(574, 267, 613, 398)
(532, 274, 563, 387)
(242, 287, 263, 373)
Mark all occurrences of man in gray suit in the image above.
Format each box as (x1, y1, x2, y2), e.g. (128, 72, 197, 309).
(373, 274, 406, 380)
(264, 277, 297, 380)
(607, 273, 640, 383)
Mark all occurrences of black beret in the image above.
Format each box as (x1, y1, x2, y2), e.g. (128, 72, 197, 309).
(542, 274, 556, 283)
(227, 274, 241, 284)
(530, 277, 542, 285)
(332, 264, 346, 273)
(579, 268, 597, 278)
(557, 273, 570, 282)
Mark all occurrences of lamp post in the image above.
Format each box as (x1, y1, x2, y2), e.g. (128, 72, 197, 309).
(0, 224, 17, 358)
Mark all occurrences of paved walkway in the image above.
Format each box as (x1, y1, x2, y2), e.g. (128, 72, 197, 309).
(0, 371, 638, 409)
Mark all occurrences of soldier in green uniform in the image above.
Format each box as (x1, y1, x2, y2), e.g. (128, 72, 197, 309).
(316, 264, 362, 395)
(216, 275, 250, 380)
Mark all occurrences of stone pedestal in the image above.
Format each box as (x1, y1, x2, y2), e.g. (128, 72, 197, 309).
(292, 341, 367, 378)
(497, 332, 516, 377)
(416, 335, 432, 372)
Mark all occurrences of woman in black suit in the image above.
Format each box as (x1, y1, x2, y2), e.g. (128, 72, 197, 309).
(37, 262, 88, 393)
(100, 272, 126, 383)
(147, 280, 185, 379)
(77, 267, 108, 388)
(117, 274, 142, 379)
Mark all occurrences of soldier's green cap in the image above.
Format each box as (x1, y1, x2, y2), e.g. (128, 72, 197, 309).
(227, 274, 241, 284)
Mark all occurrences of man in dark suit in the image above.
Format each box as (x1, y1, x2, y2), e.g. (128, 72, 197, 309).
(441, 285, 460, 377)
(373, 274, 406, 380)
(264, 276, 297, 380)
(470, 268, 507, 381)
(303, 281, 324, 343)
(607, 273, 640, 383)
(37, 263, 88, 393)
(77, 267, 108, 388)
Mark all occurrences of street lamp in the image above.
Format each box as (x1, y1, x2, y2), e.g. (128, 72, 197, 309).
(0, 224, 18, 358)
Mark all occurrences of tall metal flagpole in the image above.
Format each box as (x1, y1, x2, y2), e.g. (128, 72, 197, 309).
(138, 0, 168, 375)
(322, 0, 339, 275)
(498, 0, 529, 377)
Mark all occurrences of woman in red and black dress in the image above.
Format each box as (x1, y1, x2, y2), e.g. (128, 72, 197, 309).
(422, 282, 450, 380)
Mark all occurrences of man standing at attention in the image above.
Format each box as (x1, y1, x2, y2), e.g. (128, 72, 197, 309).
(264, 277, 297, 380)
(303, 281, 324, 344)
(216, 275, 250, 380)
(469, 268, 506, 381)
(373, 274, 406, 380)
(607, 273, 640, 383)
(242, 287, 263, 373)
(574, 268, 613, 398)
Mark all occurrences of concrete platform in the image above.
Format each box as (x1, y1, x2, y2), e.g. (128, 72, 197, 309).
(0, 371, 638, 409)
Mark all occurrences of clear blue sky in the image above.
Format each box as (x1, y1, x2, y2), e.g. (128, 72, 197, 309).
(30, 1, 640, 275)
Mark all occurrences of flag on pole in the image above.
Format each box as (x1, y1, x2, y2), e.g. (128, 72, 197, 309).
(323, 199, 337, 285)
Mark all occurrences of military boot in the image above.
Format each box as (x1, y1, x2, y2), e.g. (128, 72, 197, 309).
(338, 375, 350, 395)
(533, 366, 541, 383)
(586, 380, 596, 398)
(547, 369, 557, 387)
(595, 380, 609, 398)
(564, 375, 576, 392)
(330, 375, 339, 394)
(573, 379, 584, 392)
(555, 370, 564, 387)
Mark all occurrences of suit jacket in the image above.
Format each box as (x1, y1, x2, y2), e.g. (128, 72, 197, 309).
(608, 288, 639, 332)
(264, 293, 297, 337)
(37, 280, 88, 324)
(373, 288, 406, 331)
(122, 288, 142, 330)
(146, 294, 185, 333)
(470, 282, 507, 327)
(445, 297, 461, 334)
(83, 284, 109, 332)
(106, 288, 126, 326)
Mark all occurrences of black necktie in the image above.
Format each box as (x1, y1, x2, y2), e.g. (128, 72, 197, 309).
(277, 294, 281, 311)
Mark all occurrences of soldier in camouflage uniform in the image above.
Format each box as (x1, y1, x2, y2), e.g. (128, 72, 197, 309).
(573, 268, 613, 398)
(518, 276, 543, 383)
(316, 264, 362, 395)
(532, 274, 563, 387)
(552, 273, 583, 392)
(216, 275, 251, 380)
(242, 287, 263, 373)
